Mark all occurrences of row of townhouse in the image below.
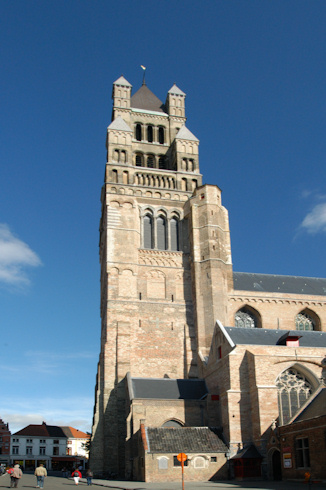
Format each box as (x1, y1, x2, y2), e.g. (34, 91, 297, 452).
(1, 421, 90, 471)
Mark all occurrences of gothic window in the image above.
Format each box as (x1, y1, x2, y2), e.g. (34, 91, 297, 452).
(135, 123, 142, 141)
(158, 126, 165, 144)
(157, 216, 167, 250)
(170, 217, 179, 251)
(276, 368, 313, 425)
(147, 155, 155, 168)
(135, 153, 144, 166)
(143, 215, 153, 249)
(295, 312, 315, 331)
(147, 125, 153, 143)
(161, 419, 183, 428)
(235, 308, 257, 328)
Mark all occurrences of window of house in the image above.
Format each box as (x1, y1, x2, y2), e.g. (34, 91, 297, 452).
(147, 155, 155, 168)
(135, 153, 143, 167)
(157, 457, 168, 469)
(143, 215, 153, 249)
(53, 440, 59, 444)
(26, 447, 32, 455)
(12, 447, 19, 455)
(40, 440, 46, 444)
(13, 438, 19, 443)
(295, 312, 315, 331)
(26, 439, 33, 443)
(211, 456, 217, 463)
(194, 456, 206, 468)
(170, 217, 179, 251)
(135, 124, 142, 141)
(276, 368, 313, 425)
(158, 126, 165, 144)
(235, 309, 257, 328)
(147, 125, 153, 143)
(296, 438, 310, 468)
(173, 455, 188, 467)
(40, 447, 46, 455)
(53, 447, 59, 456)
(157, 216, 167, 250)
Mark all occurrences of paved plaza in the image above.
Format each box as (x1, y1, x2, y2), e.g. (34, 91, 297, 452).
(1, 474, 326, 490)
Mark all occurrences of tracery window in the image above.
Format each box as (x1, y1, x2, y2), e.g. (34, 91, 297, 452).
(276, 368, 313, 425)
(295, 312, 315, 331)
(235, 309, 256, 328)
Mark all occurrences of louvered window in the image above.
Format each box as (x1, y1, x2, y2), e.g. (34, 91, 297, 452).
(159, 156, 166, 169)
(170, 218, 179, 251)
(135, 124, 142, 141)
(147, 125, 153, 143)
(158, 126, 165, 144)
(157, 216, 167, 250)
(147, 155, 154, 168)
(136, 153, 143, 166)
(143, 215, 153, 249)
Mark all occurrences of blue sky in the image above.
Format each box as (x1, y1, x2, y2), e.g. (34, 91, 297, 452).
(1, 0, 326, 434)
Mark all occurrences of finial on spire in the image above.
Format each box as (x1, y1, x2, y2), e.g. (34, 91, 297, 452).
(141, 65, 146, 85)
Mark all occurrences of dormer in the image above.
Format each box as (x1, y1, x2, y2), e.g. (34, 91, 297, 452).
(277, 332, 303, 347)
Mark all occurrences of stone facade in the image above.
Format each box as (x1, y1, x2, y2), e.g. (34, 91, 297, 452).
(90, 75, 326, 481)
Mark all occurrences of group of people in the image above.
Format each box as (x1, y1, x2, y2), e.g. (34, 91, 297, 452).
(1, 464, 93, 487)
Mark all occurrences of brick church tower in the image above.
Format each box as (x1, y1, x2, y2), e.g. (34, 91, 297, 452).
(90, 75, 233, 476)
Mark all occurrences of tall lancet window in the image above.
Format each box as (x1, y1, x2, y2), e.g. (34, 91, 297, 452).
(170, 218, 179, 251)
(157, 216, 167, 250)
(143, 215, 153, 249)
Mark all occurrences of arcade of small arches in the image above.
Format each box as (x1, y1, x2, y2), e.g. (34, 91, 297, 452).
(235, 306, 320, 331)
(141, 208, 181, 251)
(135, 123, 166, 145)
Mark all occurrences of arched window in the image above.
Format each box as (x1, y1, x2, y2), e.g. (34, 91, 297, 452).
(135, 124, 142, 141)
(158, 126, 165, 144)
(147, 125, 153, 143)
(161, 420, 183, 428)
(235, 308, 257, 328)
(135, 153, 143, 167)
(143, 215, 153, 249)
(157, 216, 167, 250)
(295, 312, 315, 331)
(147, 155, 155, 168)
(276, 368, 314, 425)
(170, 218, 179, 251)
(159, 156, 166, 169)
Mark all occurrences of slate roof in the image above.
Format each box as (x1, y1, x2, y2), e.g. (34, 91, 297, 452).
(222, 325, 326, 348)
(113, 75, 132, 87)
(292, 388, 326, 422)
(13, 423, 66, 438)
(128, 376, 208, 400)
(233, 272, 326, 296)
(175, 125, 199, 142)
(145, 427, 227, 454)
(108, 116, 132, 132)
(168, 84, 186, 96)
(130, 84, 166, 113)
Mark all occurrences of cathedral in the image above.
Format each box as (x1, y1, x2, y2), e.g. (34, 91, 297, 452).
(90, 75, 326, 482)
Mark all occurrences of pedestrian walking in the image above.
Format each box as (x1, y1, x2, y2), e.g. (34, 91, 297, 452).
(86, 469, 93, 486)
(34, 463, 47, 488)
(71, 468, 82, 485)
(11, 465, 22, 488)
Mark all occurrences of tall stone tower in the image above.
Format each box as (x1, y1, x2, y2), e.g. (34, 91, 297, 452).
(90, 75, 233, 476)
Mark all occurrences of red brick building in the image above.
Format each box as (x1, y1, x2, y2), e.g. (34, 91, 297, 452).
(0, 418, 11, 465)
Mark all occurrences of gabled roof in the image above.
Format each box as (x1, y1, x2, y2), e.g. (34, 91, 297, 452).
(108, 116, 132, 132)
(128, 375, 208, 401)
(233, 272, 326, 296)
(175, 125, 198, 142)
(291, 387, 326, 423)
(217, 323, 326, 348)
(130, 84, 166, 113)
(168, 84, 186, 96)
(145, 427, 227, 454)
(113, 75, 132, 87)
(60, 427, 90, 439)
(13, 423, 66, 438)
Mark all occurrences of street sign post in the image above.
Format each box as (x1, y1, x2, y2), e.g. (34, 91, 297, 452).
(177, 453, 187, 490)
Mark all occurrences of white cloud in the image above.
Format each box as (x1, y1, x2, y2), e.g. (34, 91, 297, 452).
(0, 223, 42, 286)
(300, 202, 326, 234)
